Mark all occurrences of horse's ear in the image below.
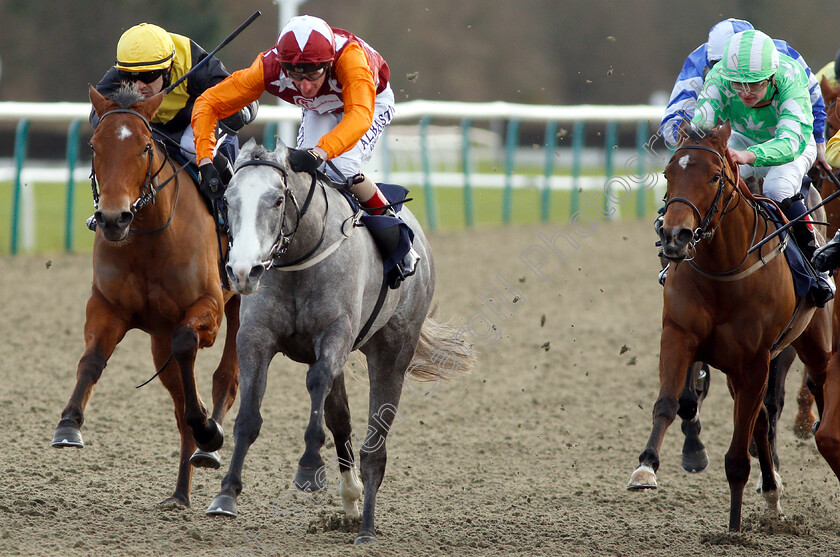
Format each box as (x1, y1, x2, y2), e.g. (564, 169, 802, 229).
(716, 121, 732, 143)
(820, 75, 839, 103)
(89, 85, 109, 117)
(138, 91, 165, 120)
(274, 140, 289, 160)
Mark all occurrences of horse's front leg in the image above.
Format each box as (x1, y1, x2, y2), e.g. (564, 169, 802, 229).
(191, 294, 241, 470)
(678, 362, 710, 473)
(295, 322, 353, 492)
(628, 325, 696, 489)
(52, 289, 129, 448)
(725, 356, 771, 532)
(173, 294, 224, 453)
(206, 321, 275, 518)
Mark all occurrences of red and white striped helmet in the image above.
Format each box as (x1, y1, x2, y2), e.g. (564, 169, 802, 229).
(276, 15, 335, 68)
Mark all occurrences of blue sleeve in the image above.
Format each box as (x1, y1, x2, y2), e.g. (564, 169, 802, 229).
(660, 45, 709, 146)
(778, 40, 826, 143)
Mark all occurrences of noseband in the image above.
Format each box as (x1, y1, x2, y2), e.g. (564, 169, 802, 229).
(662, 144, 738, 246)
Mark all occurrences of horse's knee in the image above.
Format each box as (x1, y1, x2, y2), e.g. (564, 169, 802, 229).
(233, 409, 262, 445)
(815, 427, 840, 457)
(677, 397, 698, 421)
(78, 351, 108, 382)
(652, 397, 679, 421)
(172, 325, 199, 358)
(724, 453, 750, 487)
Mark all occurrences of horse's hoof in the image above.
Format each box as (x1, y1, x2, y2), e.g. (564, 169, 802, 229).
(190, 449, 221, 469)
(354, 532, 377, 545)
(681, 449, 709, 473)
(194, 420, 224, 453)
(206, 495, 237, 517)
(159, 495, 190, 508)
(294, 466, 328, 492)
(627, 465, 658, 490)
(52, 424, 84, 448)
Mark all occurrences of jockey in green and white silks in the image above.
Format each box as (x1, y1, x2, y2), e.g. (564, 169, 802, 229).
(692, 29, 833, 307)
(693, 29, 815, 201)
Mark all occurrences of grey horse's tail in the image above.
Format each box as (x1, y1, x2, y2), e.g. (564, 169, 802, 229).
(405, 315, 476, 382)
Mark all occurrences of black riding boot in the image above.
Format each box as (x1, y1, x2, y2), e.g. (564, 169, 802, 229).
(784, 199, 835, 307)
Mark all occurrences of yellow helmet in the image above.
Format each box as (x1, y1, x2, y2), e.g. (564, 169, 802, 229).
(115, 23, 175, 72)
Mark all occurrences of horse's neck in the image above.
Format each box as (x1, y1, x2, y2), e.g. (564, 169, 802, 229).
(135, 146, 181, 231)
(696, 188, 759, 269)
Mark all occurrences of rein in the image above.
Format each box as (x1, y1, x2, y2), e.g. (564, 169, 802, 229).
(90, 108, 190, 235)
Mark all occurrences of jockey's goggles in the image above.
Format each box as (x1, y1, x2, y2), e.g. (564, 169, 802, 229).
(119, 68, 166, 85)
(285, 67, 327, 82)
(731, 78, 770, 95)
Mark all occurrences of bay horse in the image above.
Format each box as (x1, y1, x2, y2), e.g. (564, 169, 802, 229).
(204, 139, 475, 544)
(51, 84, 239, 506)
(628, 122, 834, 531)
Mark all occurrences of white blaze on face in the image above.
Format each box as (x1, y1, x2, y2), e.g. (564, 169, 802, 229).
(227, 176, 273, 275)
(117, 125, 132, 141)
(678, 154, 690, 169)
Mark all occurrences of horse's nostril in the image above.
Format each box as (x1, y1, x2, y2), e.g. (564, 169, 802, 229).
(248, 266, 265, 282)
(677, 228, 694, 246)
(94, 211, 105, 226)
(118, 211, 134, 227)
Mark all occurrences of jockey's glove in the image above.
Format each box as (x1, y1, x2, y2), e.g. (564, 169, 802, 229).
(199, 163, 223, 201)
(288, 148, 323, 173)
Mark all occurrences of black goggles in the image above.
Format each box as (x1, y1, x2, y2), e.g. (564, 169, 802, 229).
(119, 68, 166, 84)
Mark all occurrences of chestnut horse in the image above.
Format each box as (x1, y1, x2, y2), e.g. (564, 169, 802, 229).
(628, 123, 834, 531)
(51, 84, 239, 506)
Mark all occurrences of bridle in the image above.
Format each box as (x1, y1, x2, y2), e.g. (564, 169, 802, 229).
(89, 107, 189, 234)
(662, 144, 740, 249)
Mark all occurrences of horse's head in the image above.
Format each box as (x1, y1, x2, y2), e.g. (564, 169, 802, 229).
(225, 138, 310, 294)
(820, 75, 840, 146)
(89, 84, 164, 242)
(660, 122, 734, 260)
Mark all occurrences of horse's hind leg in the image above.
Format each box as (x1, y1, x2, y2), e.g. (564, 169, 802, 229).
(678, 362, 710, 473)
(794, 369, 817, 439)
(324, 373, 362, 518)
(752, 399, 784, 519)
(52, 291, 129, 448)
(751, 346, 795, 471)
(295, 326, 353, 493)
(192, 295, 241, 470)
(151, 335, 195, 506)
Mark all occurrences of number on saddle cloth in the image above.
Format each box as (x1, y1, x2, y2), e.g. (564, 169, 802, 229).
(357, 183, 415, 286)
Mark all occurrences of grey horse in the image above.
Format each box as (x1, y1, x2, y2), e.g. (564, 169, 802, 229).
(206, 139, 475, 544)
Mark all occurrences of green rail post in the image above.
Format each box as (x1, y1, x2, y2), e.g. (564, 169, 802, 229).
(604, 121, 618, 217)
(570, 121, 584, 216)
(635, 120, 649, 219)
(64, 120, 82, 252)
(542, 121, 558, 222)
(419, 116, 437, 231)
(11, 119, 30, 255)
(461, 118, 474, 227)
(263, 121, 278, 150)
(502, 119, 520, 224)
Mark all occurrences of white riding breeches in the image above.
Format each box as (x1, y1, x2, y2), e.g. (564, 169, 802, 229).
(296, 84, 396, 182)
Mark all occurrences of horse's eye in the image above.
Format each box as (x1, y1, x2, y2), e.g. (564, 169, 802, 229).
(273, 196, 283, 208)
(712, 173, 721, 183)
(143, 144, 152, 153)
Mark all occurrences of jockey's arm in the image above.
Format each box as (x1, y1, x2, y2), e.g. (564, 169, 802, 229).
(314, 42, 377, 160)
(192, 54, 265, 164)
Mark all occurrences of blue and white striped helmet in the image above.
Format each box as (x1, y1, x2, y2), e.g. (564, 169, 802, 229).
(706, 18, 754, 65)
